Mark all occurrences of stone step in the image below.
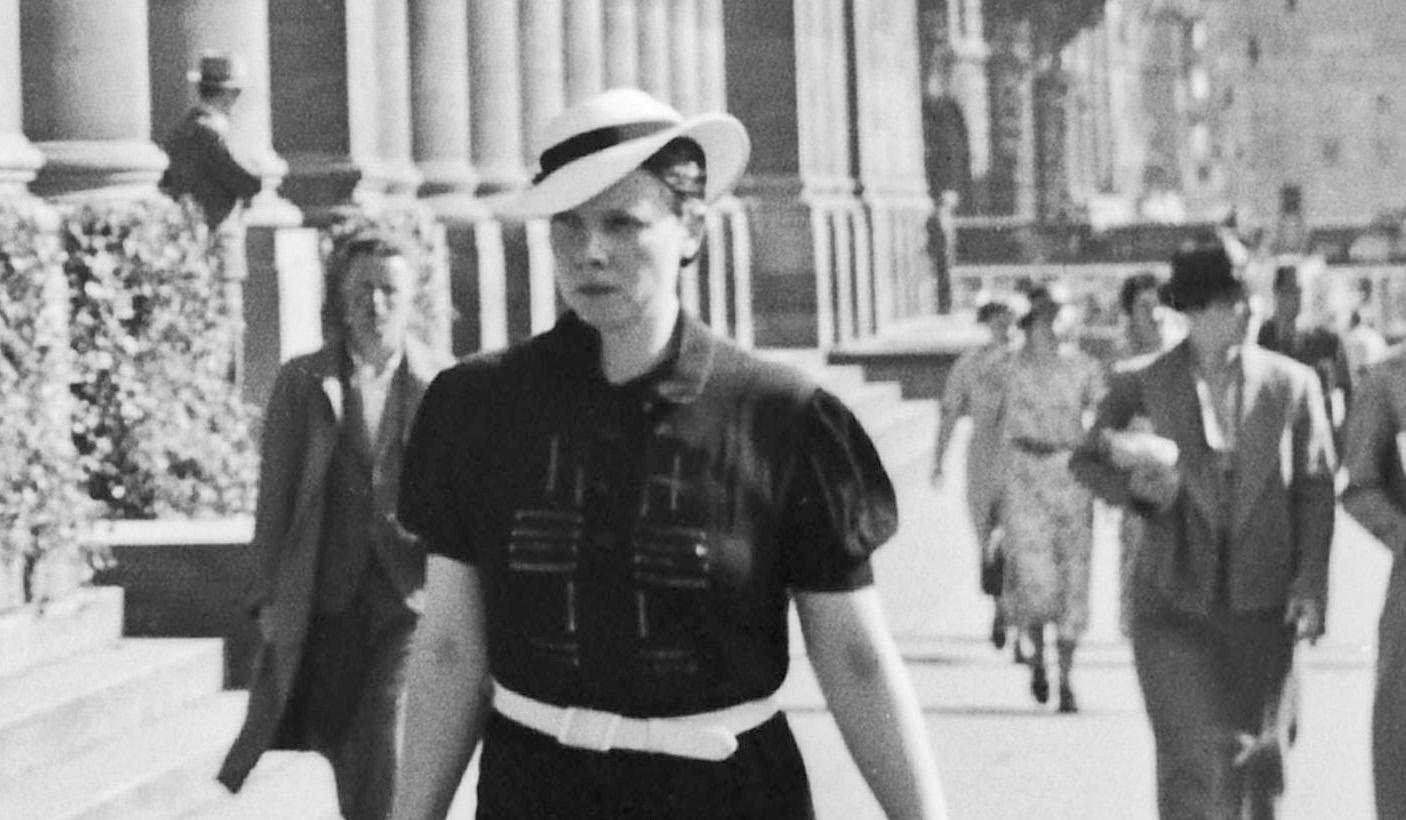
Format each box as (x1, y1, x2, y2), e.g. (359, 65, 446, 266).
(179, 751, 342, 820)
(0, 587, 124, 680)
(0, 638, 225, 779)
(0, 689, 247, 820)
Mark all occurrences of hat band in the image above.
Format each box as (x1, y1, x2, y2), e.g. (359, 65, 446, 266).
(534, 120, 678, 184)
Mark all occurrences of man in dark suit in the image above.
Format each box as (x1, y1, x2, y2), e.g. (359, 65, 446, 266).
(218, 231, 450, 820)
(159, 53, 262, 232)
(1257, 262, 1353, 445)
(1071, 246, 1337, 819)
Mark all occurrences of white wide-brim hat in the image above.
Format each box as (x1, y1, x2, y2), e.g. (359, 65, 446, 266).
(493, 87, 751, 219)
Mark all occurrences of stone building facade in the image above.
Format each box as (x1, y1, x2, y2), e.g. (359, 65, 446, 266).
(0, 0, 957, 359)
(917, 0, 1217, 230)
(1203, 0, 1406, 239)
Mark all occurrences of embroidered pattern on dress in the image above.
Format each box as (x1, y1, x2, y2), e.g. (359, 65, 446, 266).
(506, 435, 585, 671)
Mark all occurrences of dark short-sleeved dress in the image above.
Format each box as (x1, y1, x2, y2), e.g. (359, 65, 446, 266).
(400, 312, 897, 818)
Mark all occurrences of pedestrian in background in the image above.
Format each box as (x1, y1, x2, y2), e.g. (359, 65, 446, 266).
(159, 53, 262, 233)
(392, 88, 947, 820)
(218, 231, 450, 820)
(1339, 349, 1406, 819)
(998, 285, 1103, 713)
(1071, 245, 1336, 819)
(932, 298, 1014, 652)
(1342, 308, 1388, 388)
(1257, 262, 1353, 445)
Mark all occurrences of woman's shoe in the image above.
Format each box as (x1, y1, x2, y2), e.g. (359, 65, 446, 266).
(1058, 684, 1078, 714)
(1030, 665, 1049, 704)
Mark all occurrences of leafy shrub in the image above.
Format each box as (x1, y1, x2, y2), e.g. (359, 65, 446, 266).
(0, 199, 99, 606)
(63, 195, 257, 519)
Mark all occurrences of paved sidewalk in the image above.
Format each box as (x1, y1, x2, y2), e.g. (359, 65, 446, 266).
(784, 640, 1375, 820)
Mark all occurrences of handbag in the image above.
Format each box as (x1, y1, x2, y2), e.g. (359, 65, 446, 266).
(981, 547, 1004, 597)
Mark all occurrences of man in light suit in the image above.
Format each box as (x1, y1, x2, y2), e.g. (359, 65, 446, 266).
(1071, 245, 1336, 819)
(218, 230, 449, 820)
(1339, 349, 1406, 819)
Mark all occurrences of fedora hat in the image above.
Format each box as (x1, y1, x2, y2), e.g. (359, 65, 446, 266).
(495, 87, 750, 218)
(187, 53, 245, 91)
(1163, 245, 1244, 312)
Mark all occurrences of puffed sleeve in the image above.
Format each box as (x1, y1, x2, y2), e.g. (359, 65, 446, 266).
(775, 388, 898, 591)
(400, 369, 477, 564)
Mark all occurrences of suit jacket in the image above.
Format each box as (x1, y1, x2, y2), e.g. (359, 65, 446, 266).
(1338, 347, 1406, 817)
(159, 104, 262, 230)
(1070, 340, 1337, 617)
(218, 338, 449, 791)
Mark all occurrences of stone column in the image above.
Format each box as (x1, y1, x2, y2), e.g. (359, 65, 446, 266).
(986, 11, 1036, 218)
(269, 0, 394, 215)
(1034, 65, 1071, 222)
(520, 0, 566, 165)
(603, 0, 639, 89)
(409, 0, 475, 196)
(468, 0, 526, 193)
(0, 0, 42, 195)
(725, 1, 856, 346)
(565, 0, 605, 103)
(148, 0, 299, 226)
(372, 0, 424, 196)
(697, 0, 726, 110)
(636, 0, 672, 100)
(668, 0, 701, 114)
(21, 0, 167, 196)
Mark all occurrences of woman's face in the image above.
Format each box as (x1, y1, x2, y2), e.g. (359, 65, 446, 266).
(549, 169, 703, 332)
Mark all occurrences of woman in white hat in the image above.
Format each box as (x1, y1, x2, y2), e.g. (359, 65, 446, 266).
(392, 88, 947, 819)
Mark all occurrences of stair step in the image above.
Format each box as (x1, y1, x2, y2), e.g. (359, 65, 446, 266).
(0, 587, 124, 679)
(180, 751, 341, 820)
(0, 690, 247, 820)
(0, 638, 224, 779)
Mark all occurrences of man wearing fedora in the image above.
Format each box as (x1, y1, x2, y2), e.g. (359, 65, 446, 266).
(1339, 345, 1406, 818)
(159, 53, 262, 233)
(391, 88, 948, 819)
(1071, 245, 1336, 819)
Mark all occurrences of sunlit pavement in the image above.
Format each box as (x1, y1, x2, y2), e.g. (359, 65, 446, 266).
(788, 420, 1385, 819)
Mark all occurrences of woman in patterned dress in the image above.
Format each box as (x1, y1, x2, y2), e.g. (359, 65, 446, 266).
(999, 285, 1105, 713)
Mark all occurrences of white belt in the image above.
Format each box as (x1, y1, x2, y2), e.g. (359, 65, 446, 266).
(492, 682, 779, 762)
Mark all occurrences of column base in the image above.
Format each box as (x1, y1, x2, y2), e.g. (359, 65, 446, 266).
(415, 159, 478, 198)
(736, 173, 866, 348)
(30, 140, 167, 198)
(0, 133, 44, 195)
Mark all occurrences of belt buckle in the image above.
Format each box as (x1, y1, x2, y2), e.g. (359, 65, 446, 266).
(555, 705, 622, 753)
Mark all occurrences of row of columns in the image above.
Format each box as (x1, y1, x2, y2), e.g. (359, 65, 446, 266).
(0, 0, 729, 214)
(0, 0, 933, 354)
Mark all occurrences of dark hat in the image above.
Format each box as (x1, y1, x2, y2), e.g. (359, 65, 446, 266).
(1018, 284, 1063, 329)
(187, 54, 245, 91)
(1162, 245, 1244, 312)
(975, 299, 1012, 325)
